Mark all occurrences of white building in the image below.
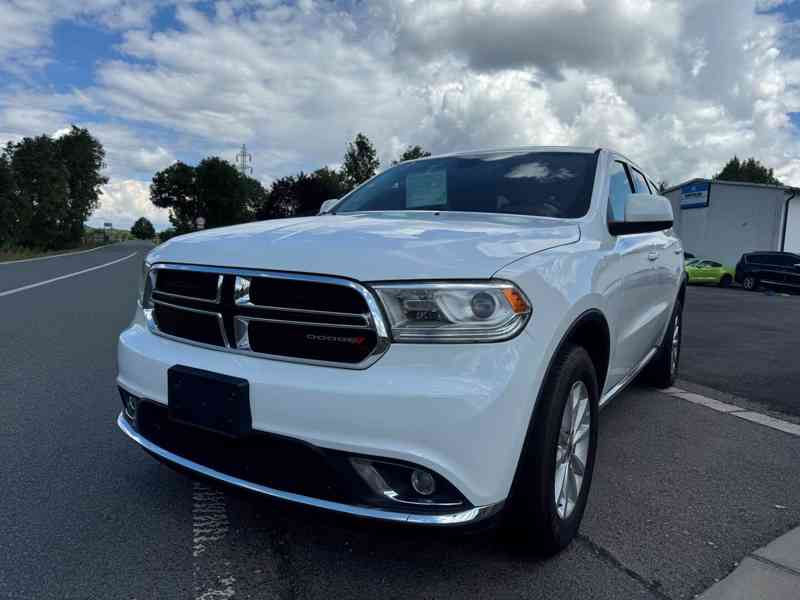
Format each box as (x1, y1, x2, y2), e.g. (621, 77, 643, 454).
(663, 179, 800, 266)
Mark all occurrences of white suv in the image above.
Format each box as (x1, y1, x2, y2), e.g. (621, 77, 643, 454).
(118, 147, 684, 555)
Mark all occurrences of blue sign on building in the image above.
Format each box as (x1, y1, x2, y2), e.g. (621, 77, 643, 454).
(680, 181, 710, 209)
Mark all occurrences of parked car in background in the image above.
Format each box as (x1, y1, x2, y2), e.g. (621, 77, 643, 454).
(686, 260, 735, 287)
(735, 251, 800, 291)
(117, 147, 685, 556)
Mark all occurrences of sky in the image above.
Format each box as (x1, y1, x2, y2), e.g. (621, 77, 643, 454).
(2, 0, 800, 231)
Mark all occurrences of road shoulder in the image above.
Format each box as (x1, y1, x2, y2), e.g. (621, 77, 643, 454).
(699, 527, 800, 599)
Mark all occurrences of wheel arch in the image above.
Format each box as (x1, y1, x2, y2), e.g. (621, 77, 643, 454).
(505, 308, 609, 512)
(557, 309, 611, 394)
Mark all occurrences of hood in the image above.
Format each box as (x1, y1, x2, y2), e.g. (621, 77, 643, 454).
(149, 211, 580, 281)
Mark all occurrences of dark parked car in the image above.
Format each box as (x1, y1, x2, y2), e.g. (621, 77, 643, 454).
(735, 251, 800, 291)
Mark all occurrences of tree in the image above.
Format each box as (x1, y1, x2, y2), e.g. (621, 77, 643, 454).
(714, 156, 782, 186)
(259, 174, 299, 219)
(0, 150, 17, 247)
(158, 227, 180, 243)
(131, 217, 156, 240)
(195, 157, 252, 227)
(55, 126, 108, 245)
(341, 133, 379, 189)
(10, 135, 70, 249)
(150, 158, 266, 231)
(150, 161, 198, 232)
(393, 145, 431, 165)
(243, 174, 270, 218)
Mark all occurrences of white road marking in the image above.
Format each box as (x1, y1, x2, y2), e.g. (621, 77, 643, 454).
(192, 482, 237, 600)
(734, 411, 800, 437)
(0, 252, 137, 298)
(664, 387, 800, 437)
(0, 243, 113, 265)
(668, 391, 741, 413)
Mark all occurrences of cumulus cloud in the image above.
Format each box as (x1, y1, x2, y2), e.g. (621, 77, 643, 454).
(5, 0, 800, 226)
(89, 179, 170, 231)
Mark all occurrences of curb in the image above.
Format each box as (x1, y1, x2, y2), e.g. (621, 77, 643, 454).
(698, 526, 800, 599)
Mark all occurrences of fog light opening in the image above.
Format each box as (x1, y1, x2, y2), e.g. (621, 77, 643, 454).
(411, 469, 436, 496)
(123, 392, 139, 420)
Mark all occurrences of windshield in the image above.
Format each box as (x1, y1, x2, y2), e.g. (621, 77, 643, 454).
(334, 151, 597, 218)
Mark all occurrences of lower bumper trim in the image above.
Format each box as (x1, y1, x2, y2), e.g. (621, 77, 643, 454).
(117, 412, 503, 526)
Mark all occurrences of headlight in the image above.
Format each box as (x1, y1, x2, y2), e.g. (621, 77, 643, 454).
(372, 281, 531, 343)
(139, 259, 153, 308)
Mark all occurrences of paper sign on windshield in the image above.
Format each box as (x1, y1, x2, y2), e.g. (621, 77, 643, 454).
(406, 171, 447, 208)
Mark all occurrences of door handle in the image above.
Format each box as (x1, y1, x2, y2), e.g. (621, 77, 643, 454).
(647, 251, 659, 261)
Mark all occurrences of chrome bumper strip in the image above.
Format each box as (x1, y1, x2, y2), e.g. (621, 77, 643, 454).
(117, 413, 503, 526)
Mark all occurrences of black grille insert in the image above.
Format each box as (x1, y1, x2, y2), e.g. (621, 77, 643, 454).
(146, 267, 384, 366)
(246, 320, 377, 363)
(155, 269, 220, 301)
(153, 302, 226, 347)
(249, 277, 367, 313)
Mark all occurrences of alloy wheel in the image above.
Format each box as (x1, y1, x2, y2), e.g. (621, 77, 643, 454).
(554, 381, 591, 519)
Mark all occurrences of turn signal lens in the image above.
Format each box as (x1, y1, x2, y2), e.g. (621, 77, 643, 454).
(503, 288, 530, 314)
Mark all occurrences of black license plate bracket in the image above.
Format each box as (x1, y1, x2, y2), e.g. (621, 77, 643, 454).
(168, 365, 251, 438)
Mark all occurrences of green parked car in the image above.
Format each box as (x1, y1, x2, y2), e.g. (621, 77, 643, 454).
(685, 259, 735, 287)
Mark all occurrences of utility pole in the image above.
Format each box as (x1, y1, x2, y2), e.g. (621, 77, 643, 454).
(236, 144, 253, 176)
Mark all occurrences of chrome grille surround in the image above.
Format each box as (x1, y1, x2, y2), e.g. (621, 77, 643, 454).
(142, 263, 391, 369)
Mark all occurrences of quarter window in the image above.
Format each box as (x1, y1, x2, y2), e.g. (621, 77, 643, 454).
(608, 160, 632, 223)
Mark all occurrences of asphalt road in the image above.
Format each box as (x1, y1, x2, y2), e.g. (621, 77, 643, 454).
(2, 242, 799, 600)
(681, 285, 800, 417)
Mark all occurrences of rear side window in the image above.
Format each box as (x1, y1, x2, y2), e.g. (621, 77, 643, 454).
(748, 255, 770, 265)
(629, 168, 651, 194)
(607, 160, 632, 222)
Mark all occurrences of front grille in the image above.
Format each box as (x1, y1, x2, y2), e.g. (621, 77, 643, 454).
(145, 265, 389, 368)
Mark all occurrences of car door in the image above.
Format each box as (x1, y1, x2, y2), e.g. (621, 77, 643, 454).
(707, 261, 724, 283)
(691, 260, 711, 282)
(759, 254, 786, 286)
(780, 254, 800, 288)
(605, 160, 668, 385)
(791, 255, 800, 287)
(698, 260, 721, 282)
(629, 166, 680, 353)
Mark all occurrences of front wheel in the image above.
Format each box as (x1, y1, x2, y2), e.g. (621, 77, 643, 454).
(503, 345, 599, 556)
(719, 274, 732, 287)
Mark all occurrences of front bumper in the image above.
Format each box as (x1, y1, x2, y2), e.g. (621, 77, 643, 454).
(118, 412, 501, 525)
(117, 306, 549, 519)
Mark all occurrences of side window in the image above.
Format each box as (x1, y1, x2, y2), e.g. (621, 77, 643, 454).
(709, 261, 722, 268)
(629, 168, 651, 194)
(607, 160, 633, 222)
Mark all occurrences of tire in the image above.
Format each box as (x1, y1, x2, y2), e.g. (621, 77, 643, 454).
(742, 275, 758, 291)
(719, 274, 732, 287)
(641, 299, 682, 388)
(502, 344, 599, 556)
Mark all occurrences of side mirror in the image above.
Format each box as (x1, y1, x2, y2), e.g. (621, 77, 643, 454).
(318, 198, 340, 215)
(609, 193, 674, 235)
